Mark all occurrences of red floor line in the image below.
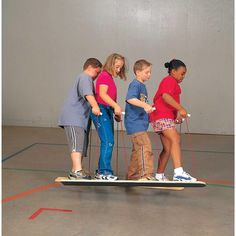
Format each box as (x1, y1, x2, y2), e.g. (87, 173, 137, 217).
(29, 208, 72, 220)
(28, 208, 44, 220)
(200, 179, 234, 185)
(2, 183, 61, 203)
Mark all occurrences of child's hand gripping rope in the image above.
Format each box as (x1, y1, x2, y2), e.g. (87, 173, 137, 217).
(99, 107, 156, 116)
(175, 113, 191, 124)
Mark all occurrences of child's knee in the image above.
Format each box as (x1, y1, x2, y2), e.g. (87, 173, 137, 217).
(175, 133, 181, 144)
(169, 132, 180, 144)
(107, 140, 114, 147)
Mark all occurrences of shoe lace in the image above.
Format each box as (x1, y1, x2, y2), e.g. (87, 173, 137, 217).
(183, 171, 191, 177)
(108, 174, 117, 179)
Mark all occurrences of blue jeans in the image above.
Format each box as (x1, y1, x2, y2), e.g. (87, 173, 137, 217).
(91, 104, 114, 175)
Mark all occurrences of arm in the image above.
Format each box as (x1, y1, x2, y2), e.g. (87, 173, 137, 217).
(162, 93, 187, 117)
(99, 85, 122, 115)
(85, 95, 101, 116)
(78, 76, 100, 115)
(127, 98, 153, 113)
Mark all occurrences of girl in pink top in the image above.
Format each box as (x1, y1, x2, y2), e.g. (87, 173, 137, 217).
(150, 59, 197, 182)
(91, 53, 127, 180)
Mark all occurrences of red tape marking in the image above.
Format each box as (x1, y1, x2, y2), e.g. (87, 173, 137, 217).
(2, 183, 61, 203)
(29, 208, 72, 220)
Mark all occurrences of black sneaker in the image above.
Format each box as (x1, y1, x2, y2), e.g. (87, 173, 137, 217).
(68, 170, 91, 180)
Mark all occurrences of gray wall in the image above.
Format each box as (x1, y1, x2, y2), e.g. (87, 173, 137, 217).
(3, 0, 234, 134)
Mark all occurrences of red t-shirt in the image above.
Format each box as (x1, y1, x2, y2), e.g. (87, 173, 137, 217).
(150, 75, 181, 121)
(95, 70, 117, 106)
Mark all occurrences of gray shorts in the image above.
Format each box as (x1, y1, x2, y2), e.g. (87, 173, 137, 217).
(64, 126, 89, 157)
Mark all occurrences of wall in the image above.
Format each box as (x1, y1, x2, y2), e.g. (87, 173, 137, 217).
(3, 0, 234, 134)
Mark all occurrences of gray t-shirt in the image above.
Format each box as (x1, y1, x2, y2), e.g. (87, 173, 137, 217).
(58, 73, 94, 130)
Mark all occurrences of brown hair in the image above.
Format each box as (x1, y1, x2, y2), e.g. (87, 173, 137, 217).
(83, 58, 102, 70)
(133, 59, 152, 75)
(103, 53, 127, 80)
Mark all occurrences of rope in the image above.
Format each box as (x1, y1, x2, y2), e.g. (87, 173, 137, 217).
(185, 117, 196, 175)
(115, 121, 119, 175)
(154, 133, 160, 173)
(90, 115, 100, 175)
(88, 127, 92, 174)
(120, 120, 129, 174)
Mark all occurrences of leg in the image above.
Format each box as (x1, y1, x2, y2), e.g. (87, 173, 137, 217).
(91, 106, 114, 175)
(162, 128, 182, 168)
(71, 152, 83, 171)
(161, 127, 197, 182)
(157, 133, 171, 173)
(64, 126, 85, 171)
(64, 126, 91, 179)
(140, 132, 154, 178)
(132, 132, 154, 179)
(127, 142, 139, 180)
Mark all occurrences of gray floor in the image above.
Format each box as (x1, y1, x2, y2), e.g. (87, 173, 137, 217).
(2, 126, 234, 236)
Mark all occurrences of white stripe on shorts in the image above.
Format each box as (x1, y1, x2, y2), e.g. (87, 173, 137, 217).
(71, 127, 76, 152)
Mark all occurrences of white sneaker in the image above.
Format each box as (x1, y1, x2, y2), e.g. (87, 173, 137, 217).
(155, 173, 169, 181)
(173, 171, 197, 182)
(95, 172, 118, 181)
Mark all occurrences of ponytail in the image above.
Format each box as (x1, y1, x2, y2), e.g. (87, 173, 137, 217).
(164, 59, 186, 74)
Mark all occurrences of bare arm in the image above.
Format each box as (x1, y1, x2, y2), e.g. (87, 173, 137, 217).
(127, 98, 153, 113)
(85, 95, 100, 116)
(162, 93, 187, 117)
(99, 85, 122, 115)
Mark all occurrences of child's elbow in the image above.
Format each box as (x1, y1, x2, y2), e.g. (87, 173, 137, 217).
(99, 92, 107, 100)
(162, 93, 167, 99)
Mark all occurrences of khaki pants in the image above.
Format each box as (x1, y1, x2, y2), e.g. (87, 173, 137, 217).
(127, 132, 154, 180)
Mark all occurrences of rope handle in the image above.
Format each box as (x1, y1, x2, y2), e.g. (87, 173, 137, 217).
(99, 107, 156, 116)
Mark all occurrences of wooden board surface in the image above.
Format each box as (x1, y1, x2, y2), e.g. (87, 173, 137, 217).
(144, 186, 184, 191)
(55, 177, 206, 188)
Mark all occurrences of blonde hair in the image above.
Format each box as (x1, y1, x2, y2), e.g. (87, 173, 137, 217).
(133, 59, 152, 75)
(103, 53, 127, 80)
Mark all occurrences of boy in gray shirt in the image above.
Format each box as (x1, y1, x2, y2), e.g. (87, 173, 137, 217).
(59, 58, 102, 179)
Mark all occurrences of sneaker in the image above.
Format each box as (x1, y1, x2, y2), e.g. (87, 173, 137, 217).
(68, 170, 91, 180)
(94, 172, 118, 181)
(155, 173, 169, 181)
(138, 176, 155, 181)
(173, 171, 197, 182)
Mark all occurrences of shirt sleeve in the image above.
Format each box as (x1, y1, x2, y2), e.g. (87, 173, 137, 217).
(159, 77, 176, 96)
(78, 76, 94, 98)
(97, 72, 111, 87)
(126, 82, 140, 101)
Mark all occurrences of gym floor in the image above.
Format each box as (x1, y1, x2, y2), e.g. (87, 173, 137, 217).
(2, 126, 234, 236)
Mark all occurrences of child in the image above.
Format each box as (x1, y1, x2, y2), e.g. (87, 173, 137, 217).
(58, 58, 102, 179)
(124, 59, 154, 180)
(91, 53, 127, 180)
(150, 59, 197, 182)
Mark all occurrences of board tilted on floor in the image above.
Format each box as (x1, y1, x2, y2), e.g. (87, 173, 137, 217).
(55, 177, 206, 188)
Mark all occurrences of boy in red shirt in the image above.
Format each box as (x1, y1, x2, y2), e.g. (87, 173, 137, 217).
(150, 59, 197, 182)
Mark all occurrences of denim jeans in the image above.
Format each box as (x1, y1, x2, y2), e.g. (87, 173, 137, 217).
(91, 104, 114, 175)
